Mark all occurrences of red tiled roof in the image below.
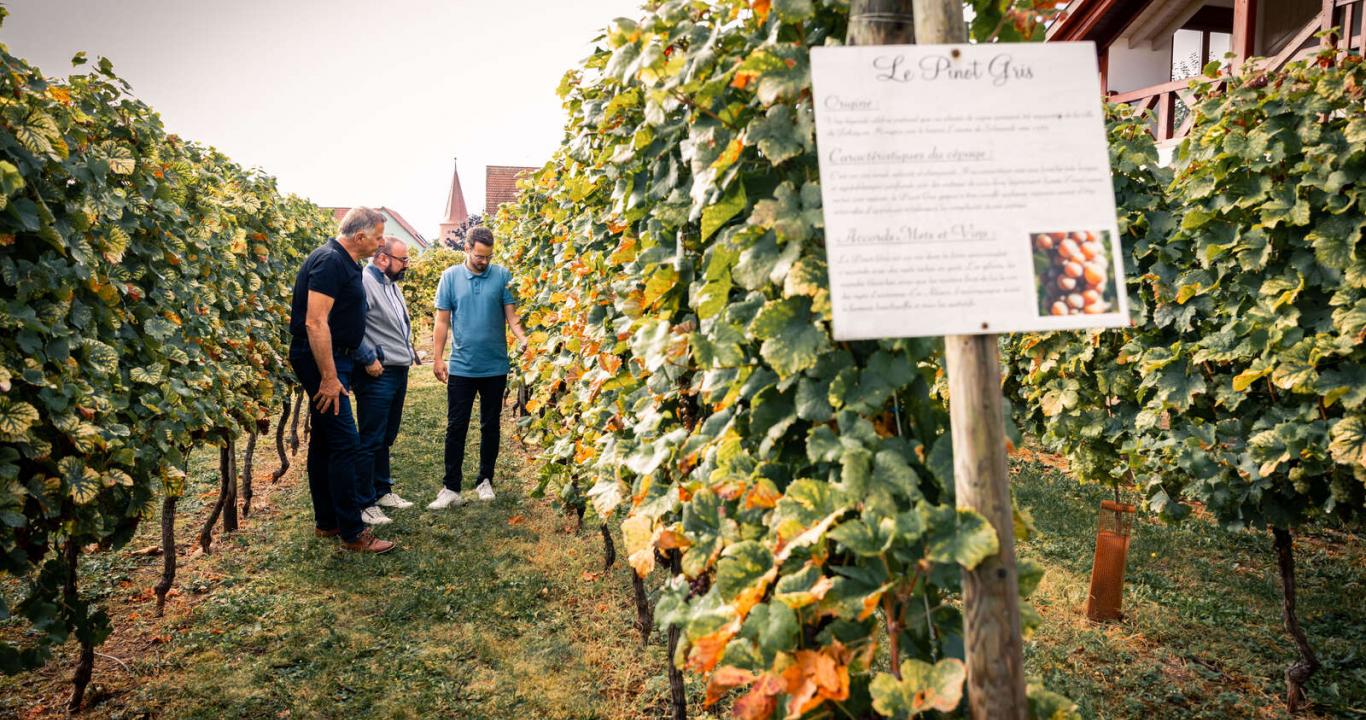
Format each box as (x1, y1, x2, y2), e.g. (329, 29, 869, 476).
(485, 165, 537, 215)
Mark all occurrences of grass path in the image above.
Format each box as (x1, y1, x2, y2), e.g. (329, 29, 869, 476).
(1, 370, 1363, 718)
(2, 370, 693, 719)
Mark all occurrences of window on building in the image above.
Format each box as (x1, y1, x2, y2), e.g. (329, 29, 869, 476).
(1170, 5, 1234, 81)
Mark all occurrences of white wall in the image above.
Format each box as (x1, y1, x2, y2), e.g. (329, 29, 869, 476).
(1107, 40, 1173, 94)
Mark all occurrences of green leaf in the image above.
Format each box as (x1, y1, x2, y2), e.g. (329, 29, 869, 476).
(1318, 365, 1366, 409)
(1328, 416, 1366, 468)
(99, 141, 135, 175)
(746, 104, 810, 166)
(828, 515, 894, 556)
(0, 398, 40, 442)
(715, 540, 773, 602)
(773, 0, 815, 22)
(926, 507, 999, 570)
(60, 457, 101, 505)
(1028, 682, 1083, 720)
(869, 658, 967, 716)
(739, 601, 798, 660)
(751, 296, 828, 378)
(1306, 214, 1363, 272)
(701, 183, 747, 242)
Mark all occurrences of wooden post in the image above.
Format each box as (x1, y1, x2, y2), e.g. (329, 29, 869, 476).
(944, 336, 1028, 719)
(1232, 0, 1259, 70)
(844, 1, 1028, 717)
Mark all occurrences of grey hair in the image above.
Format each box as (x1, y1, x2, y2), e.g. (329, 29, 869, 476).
(373, 235, 405, 259)
(338, 207, 385, 239)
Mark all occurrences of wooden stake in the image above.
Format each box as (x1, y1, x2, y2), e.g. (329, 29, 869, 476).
(944, 336, 1028, 719)
(845, 2, 1027, 716)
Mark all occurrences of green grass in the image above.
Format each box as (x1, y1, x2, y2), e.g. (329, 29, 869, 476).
(1015, 460, 1366, 719)
(1, 374, 1362, 718)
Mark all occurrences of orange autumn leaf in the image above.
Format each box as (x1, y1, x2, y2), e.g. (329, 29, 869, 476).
(507, 515, 526, 526)
(704, 665, 757, 706)
(857, 586, 888, 621)
(733, 567, 778, 619)
(782, 649, 851, 717)
(712, 137, 744, 171)
(733, 673, 786, 720)
(656, 529, 692, 552)
(731, 71, 757, 90)
(686, 618, 741, 673)
(743, 479, 782, 510)
(750, 0, 772, 22)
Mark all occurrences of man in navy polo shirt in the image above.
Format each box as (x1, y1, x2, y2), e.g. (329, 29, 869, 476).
(428, 226, 527, 509)
(288, 207, 396, 553)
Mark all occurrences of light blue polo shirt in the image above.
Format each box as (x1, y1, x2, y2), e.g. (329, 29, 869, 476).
(435, 263, 516, 378)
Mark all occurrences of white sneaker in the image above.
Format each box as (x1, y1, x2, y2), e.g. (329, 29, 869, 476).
(428, 487, 464, 510)
(361, 506, 393, 525)
(474, 479, 495, 502)
(376, 492, 414, 509)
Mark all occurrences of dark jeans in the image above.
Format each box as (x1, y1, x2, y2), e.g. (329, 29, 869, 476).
(353, 365, 409, 507)
(443, 374, 507, 492)
(290, 354, 366, 543)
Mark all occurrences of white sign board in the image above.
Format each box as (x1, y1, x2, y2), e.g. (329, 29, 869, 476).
(810, 42, 1129, 339)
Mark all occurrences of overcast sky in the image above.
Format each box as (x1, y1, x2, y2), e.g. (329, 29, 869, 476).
(2, 0, 645, 239)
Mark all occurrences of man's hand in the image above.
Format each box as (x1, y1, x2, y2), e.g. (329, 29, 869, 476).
(365, 359, 383, 377)
(315, 375, 349, 415)
(434, 363, 449, 383)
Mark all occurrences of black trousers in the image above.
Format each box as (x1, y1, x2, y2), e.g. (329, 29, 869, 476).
(289, 354, 366, 543)
(442, 374, 507, 492)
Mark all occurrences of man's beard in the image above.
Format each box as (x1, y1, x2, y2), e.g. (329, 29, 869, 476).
(387, 267, 406, 282)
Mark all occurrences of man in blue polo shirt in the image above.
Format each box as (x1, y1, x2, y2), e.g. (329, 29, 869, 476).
(288, 207, 395, 553)
(428, 226, 527, 509)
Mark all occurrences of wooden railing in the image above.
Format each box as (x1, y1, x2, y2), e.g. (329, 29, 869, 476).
(1107, 1, 1361, 143)
(1327, 0, 1366, 56)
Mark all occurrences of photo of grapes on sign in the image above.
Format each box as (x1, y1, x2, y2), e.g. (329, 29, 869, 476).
(1032, 231, 1118, 317)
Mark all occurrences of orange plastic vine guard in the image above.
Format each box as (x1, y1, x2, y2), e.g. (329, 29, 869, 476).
(1085, 500, 1135, 622)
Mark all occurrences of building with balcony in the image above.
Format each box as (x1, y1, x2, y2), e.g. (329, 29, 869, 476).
(1049, 0, 1363, 152)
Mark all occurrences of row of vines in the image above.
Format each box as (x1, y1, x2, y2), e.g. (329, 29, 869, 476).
(1004, 52, 1366, 712)
(0, 14, 329, 709)
(498, 1, 1077, 718)
(500, 0, 1364, 718)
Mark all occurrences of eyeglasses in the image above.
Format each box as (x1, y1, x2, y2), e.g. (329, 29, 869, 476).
(381, 251, 410, 265)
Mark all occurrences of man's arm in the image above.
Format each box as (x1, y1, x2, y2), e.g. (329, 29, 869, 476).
(305, 290, 348, 414)
(432, 309, 451, 383)
(504, 304, 527, 345)
(354, 340, 383, 377)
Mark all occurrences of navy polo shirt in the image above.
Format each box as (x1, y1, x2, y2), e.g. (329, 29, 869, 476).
(289, 238, 368, 358)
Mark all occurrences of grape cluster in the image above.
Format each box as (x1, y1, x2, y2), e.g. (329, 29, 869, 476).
(1034, 232, 1113, 316)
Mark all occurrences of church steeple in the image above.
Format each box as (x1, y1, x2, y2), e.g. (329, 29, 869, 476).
(438, 158, 469, 245)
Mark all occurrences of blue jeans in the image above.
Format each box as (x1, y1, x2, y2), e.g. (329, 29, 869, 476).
(290, 354, 366, 543)
(353, 365, 409, 507)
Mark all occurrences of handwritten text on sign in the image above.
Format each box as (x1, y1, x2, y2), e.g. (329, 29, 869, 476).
(810, 43, 1129, 339)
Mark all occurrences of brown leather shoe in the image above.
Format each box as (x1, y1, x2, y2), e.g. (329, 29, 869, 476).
(315, 528, 340, 538)
(340, 529, 395, 554)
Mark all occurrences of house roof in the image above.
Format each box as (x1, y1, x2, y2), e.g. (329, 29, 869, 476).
(485, 165, 537, 215)
(323, 206, 429, 250)
(1047, 0, 1151, 48)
